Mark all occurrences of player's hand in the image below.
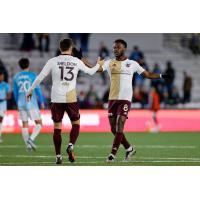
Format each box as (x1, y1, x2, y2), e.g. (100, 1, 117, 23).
(161, 73, 172, 80)
(72, 47, 83, 59)
(26, 91, 32, 101)
(97, 57, 105, 67)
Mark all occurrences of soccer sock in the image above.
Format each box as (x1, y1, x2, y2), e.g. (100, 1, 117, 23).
(111, 130, 130, 150)
(53, 129, 62, 155)
(121, 135, 131, 149)
(30, 124, 42, 141)
(111, 132, 123, 155)
(69, 124, 80, 145)
(0, 123, 2, 138)
(22, 128, 29, 145)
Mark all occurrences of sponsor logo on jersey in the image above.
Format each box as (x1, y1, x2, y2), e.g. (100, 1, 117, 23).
(126, 63, 131, 68)
(123, 104, 128, 111)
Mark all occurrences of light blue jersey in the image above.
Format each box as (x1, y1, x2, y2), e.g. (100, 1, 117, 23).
(0, 81, 10, 111)
(13, 71, 44, 111)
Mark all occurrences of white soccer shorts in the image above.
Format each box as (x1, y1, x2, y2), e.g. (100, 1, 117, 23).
(19, 109, 41, 122)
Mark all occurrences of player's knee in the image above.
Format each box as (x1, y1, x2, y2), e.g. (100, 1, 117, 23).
(35, 119, 42, 126)
(54, 122, 62, 129)
(22, 121, 28, 128)
(111, 127, 116, 134)
(71, 119, 80, 126)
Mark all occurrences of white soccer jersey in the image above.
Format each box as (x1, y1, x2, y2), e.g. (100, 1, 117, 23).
(102, 58, 145, 101)
(29, 55, 100, 103)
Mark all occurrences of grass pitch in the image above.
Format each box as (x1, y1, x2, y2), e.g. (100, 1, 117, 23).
(0, 132, 200, 166)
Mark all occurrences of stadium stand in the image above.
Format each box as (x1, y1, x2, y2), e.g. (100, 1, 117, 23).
(0, 33, 200, 109)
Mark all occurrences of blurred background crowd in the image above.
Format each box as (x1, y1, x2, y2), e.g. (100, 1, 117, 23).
(0, 33, 199, 110)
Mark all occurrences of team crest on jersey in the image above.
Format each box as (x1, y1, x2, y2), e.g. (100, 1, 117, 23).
(126, 63, 131, 68)
(123, 104, 128, 111)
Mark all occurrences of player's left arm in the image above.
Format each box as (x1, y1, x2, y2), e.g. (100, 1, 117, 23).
(79, 57, 101, 75)
(141, 70, 161, 79)
(141, 70, 171, 80)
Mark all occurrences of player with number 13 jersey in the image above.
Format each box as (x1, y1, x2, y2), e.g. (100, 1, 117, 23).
(27, 38, 100, 164)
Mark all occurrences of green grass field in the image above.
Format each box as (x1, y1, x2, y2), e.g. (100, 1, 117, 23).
(0, 132, 200, 166)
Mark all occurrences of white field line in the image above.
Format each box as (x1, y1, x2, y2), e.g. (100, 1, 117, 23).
(0, 145, 197, 149)
(1, 154, 200, 161)
(0, 155, 200, 165)
(1, 160, 200, 165)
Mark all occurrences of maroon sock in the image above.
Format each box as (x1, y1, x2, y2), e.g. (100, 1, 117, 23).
(121, 135, 131, 149)
(53, 129, 62, 155)
(111, 131, 130, 150)
(69, 124, 80, 145)
(111, 132, 123, 155)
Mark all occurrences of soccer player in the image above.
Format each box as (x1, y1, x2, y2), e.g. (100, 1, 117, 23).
(148, 87, 160, 133)
(26, 38, 101, 164)
(13, 58, 44, 151)
(97, 39, 170, 162)
(0, 70, 11, 142)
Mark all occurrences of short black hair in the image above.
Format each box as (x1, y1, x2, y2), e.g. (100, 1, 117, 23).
(60, 38, 73, 52)
(114, 39, 127, 48)
(18, 58, 30, 69)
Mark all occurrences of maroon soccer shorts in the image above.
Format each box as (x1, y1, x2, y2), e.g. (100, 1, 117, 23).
(108, 100, 131, 118)
(50, 102, 80, 123)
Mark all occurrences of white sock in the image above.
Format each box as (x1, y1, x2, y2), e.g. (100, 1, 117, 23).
(30, 124, 42, 141)
(22, 128, 29, 145)
(0, 123, 2, 138)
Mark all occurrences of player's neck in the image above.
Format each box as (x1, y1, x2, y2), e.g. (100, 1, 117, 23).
(61, 51, 71, 56)
(115, 55, 127, 61)
(22, 68, 29, 72)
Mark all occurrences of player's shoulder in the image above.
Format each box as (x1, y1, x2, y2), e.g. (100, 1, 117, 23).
(27, 71, 37, 78)
(0, 81, 8, 86)
(47, 57, 57, 63)
(13, 71, 21, 80)
(126, 59, 139, 65)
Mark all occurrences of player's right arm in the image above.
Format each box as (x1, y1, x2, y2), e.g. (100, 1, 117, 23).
(27, 59, 52, 99)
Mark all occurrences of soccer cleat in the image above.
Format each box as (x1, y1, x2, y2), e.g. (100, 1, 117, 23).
(124, 146, 136, 161)
(26, 143, 33, 152)
(66, 144, 75, 163)
(56, 155, 63, 164)
(27, 138, 37, 151)
(106, 154, 115, 163)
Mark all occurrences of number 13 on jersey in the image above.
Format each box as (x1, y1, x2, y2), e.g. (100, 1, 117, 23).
(59, 66, 74, 81)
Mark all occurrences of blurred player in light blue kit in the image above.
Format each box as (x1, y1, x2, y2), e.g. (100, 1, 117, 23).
(13, 58, 44, 151)
(0, 70, 11, 142)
